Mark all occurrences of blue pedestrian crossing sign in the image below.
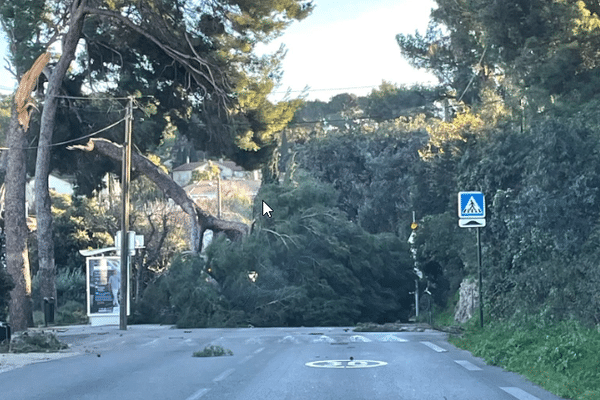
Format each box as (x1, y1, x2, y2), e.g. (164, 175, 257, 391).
(458, 192, 485, 219)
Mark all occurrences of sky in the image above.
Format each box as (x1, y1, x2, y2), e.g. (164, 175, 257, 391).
(262, 0, 438, 101)
(0, 0, 437, 99)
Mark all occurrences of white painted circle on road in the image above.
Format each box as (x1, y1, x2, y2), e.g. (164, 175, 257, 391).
(305, 360, 387, 369)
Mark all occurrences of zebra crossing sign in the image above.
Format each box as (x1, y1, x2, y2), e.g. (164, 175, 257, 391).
(458, 192, 485, 219)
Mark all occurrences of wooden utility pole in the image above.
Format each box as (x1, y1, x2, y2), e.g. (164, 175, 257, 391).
(120, 96, 133, 330)
(217, 172, 222, 219)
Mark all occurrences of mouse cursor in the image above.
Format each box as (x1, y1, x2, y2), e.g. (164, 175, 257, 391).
(262, 201, 273, 218)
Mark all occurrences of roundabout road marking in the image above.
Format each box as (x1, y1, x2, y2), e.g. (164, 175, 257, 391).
(305, 360, 387, 369)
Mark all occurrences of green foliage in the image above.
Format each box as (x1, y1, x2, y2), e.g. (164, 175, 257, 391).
(9, 331, 69, 353)
(50, 193, 116, 273)
(55, 301, 89, 326)
(413, 212, 473, 307)
(0, 266, 14, 321)
(206, 174, 415, 326)
(450, 320, 600, 400)
(56, 269, 86, 305)
(133, 253, 244, 328)
(192, 345, 233, 357)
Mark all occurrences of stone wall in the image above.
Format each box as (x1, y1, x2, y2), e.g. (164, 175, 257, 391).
(454, 278, 479, 323)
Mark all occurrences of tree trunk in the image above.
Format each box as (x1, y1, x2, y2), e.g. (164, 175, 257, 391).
(5, 105, 33, 332)
(69, 138, 249, 251)
(36, 0, 87, 308)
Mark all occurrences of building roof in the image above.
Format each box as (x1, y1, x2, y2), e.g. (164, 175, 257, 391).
(172, 161, 206, 172)
(173, 160, 247, 173)
(184, 179, 261, 198)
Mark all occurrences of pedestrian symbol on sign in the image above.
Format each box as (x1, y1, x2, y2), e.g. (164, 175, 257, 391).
(462, 196, 482, 215)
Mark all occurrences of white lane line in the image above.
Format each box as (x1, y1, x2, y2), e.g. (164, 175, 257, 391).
(140, 338, 160, 347)
(500, 387, 540, 400)
(420, 341, 447, 353)
(454, 360, 482, 371)
(213, 368, 235, 382)
(238, 355, 253, 364)
(185, 388, 210, 400)
(254, 347, 265, 354)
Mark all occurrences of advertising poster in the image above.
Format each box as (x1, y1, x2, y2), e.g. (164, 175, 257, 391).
(86, 257, 129, 316)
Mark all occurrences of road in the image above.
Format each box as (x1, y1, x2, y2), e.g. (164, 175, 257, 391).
(0, 325, 564, 400)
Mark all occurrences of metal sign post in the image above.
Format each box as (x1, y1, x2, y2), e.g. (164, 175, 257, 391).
(458, 192, 486, 328)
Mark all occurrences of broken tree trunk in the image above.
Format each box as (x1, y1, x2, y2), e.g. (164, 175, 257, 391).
(69, 138, 249, 252)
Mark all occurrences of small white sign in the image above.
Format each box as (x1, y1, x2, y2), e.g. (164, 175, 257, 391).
(459, 218, 486, 228)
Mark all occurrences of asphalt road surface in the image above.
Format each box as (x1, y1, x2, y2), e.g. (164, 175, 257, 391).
(0, 325, 565, 400)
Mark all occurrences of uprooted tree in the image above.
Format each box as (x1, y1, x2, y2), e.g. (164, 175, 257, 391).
(1, 0, 312, 331)
(69, 138, 248, 252)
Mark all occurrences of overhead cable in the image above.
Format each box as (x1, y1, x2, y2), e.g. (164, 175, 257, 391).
(0, 117, 125, 151)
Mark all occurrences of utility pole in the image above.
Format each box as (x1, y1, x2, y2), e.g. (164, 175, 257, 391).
(120, 96, 133, 330)
(217, 172, 222, 219)
(409, 211, 420, 318)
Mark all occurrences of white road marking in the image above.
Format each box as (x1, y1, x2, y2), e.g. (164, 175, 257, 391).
(454, 360, 482, 371)
(349, 335, 372, 342)
(420, 341, 447, 352)
(305, 359, 387, 369)
(313, 335, 335, 343)
(238, 355, 253, 364)
(185, 388, 210, 400)
(375, 334, 407, 342)
(213, 368, 235, 382)
(245, 337, 262, 345)
(278, 335, 300, 344)
(140, 338, 160, 347)
(254, 347, 265, 354)
(500, 387, 541, 400)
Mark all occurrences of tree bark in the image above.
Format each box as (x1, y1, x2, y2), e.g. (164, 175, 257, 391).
(69, 138, 249, 252)
(5, 105, 33, 332)
(35, 0, 87, 308)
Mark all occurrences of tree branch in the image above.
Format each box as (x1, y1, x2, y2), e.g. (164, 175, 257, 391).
(82, 6, 230, 103)
(68, 138, 249, 251)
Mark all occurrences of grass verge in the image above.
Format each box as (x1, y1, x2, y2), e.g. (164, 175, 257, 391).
(450, 318, 600, 400)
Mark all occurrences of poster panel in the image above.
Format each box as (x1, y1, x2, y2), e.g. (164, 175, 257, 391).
(86, 256, 129, 316)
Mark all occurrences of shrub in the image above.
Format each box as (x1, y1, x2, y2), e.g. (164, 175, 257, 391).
(0, 266, 14, 320)
(192, 345, 233, 357)
(56, 301, 89, 325)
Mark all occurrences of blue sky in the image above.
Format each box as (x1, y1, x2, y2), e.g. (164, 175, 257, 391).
(0, 1, 437, 99)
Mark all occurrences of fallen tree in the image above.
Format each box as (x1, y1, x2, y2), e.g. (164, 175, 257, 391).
(69, 138, 249, 252)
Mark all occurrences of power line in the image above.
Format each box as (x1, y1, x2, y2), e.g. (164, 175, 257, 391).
(272, 85, 382, 94)
(0, 117, 125, 151)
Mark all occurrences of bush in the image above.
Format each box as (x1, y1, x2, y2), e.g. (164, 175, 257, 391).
(56, 269, 86, 305)
(132, 253, 245, 328)
(32, 268, 86, 311)
(9, 331, 69, 353)
(0, 266, 14, 320)
(56, 301, 89, 325)
(192, 345, 233, 357)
